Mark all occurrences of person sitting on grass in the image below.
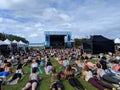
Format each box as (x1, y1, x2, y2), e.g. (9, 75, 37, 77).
(22, 67, 41, 90)
(50, 67, 64, 90)
(64, 65, 87, 90)
(7, 64, 24, 84)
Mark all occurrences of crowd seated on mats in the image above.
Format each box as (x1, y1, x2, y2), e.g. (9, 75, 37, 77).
(0, 48, 119, 90)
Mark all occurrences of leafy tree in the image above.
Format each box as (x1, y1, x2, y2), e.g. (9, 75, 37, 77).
(0, 33, 6, 41)
(74, 38, 86, 47)
(0, 33, 29, 43)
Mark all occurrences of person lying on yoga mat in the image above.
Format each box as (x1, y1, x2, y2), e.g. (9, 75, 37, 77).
(22, 67, 41, 90)
(96, 63, 120, 85)
(50, 67, 64, 90)
(7, 64, 24, 84)
(30, 59, 42, 74)
(82, 65, 116, 90)
(64, 65, 87, 90)
(0, 62, 12, 77)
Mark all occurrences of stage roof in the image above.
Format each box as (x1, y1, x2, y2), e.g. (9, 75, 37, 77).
(44, 31, 71, 35)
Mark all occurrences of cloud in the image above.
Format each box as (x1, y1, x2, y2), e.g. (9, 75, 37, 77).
(0, 0, 26, 9)
(0, 17, 3, 22)
(29, 34, 38, 38)
(59, 13, 71, 21)
(0, 0, 120, 43)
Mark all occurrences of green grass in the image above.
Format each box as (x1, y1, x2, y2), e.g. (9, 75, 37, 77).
(4, 60, 99, 90)
(4, 65, 31, 90)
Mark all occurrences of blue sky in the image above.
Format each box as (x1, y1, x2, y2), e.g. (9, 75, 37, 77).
(0, 0, 120, 43)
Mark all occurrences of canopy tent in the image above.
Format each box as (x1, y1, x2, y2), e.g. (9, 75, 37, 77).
(114, 38, 120, 53)
(18, 41, 28, 54)
(0, 40, 11, 57)
(11, 40, 18, 54)
(0, 39, 28, 55)
(19, 41, 25, 44)
(18, 41, 26, 47)
(4, 39, 11, 45)
(3, 39, 12, 49)
(12, 40, 18, 44)
(0, 40, 8, 45)
(83, 35, 115, 54)
(114, 38, 120, 44)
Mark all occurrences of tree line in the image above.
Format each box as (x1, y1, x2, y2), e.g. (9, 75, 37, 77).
(0, 33, 29, 44)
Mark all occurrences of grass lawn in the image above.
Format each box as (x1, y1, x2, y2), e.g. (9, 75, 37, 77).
(4, 60, 99, 90)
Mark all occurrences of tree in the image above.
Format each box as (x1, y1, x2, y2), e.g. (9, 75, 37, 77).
(0, 33, 6, 41)
(74, 38, 86, 47)
(0, 33, 29, 43)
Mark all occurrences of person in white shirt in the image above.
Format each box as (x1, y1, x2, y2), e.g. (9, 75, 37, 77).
(7, 64, 24, 84)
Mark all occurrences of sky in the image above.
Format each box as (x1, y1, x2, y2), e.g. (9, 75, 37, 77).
(0, 0, 120, 43)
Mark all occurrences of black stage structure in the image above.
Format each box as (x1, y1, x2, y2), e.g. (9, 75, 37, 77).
(83, 35, 115, 54)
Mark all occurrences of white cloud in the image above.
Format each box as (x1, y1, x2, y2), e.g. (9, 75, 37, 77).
(59, 14, 71, 21)
(0, 0, 11, 9)
(0, 0, 26, 9)
(0, 0, 120, 43)
(0, 17, 4, 23)
(29, 33, 38, 38)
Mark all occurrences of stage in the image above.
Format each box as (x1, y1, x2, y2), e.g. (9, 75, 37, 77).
(44, 31, 73, 48)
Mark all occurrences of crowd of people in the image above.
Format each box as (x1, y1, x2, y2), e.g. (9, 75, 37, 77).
(0, 48, 120, 90)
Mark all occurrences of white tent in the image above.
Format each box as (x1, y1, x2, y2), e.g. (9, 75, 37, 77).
(18, 41, 27, 54)
(4, 39, 11, 45)
(12, 40, 18, 44)
(114, 38, 120, 44)
(18, 41, 25, 45)
(0, 40, 7, 45)
(18, 41, 26, 47)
